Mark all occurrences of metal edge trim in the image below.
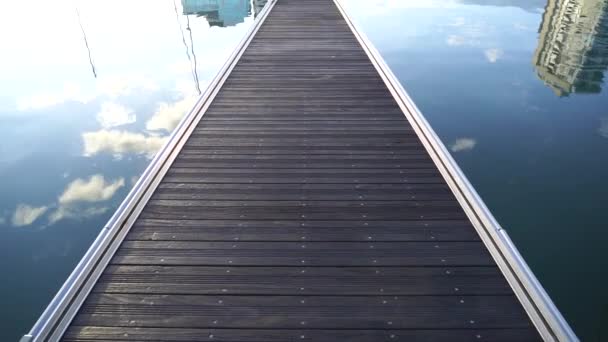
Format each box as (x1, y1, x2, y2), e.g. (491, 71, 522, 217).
(332, 1, 578, 341)
(23, 1, 278, 340)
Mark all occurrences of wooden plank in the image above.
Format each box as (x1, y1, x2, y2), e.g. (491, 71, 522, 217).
(144, 199, 460, 209)
(73, 294, 531, 329)
(178, 147, 431, 155)
(188, 133, 420, 139)
(159, 177, 444, 185)
(183, 137, 420, 145)
(171, 160, 436, 169)
(166, 168, 439, 175)
(131, 218, 473, 231)
(191, 127, 414, 132)
(154, 183, 450, 190)
(160, 176, 446, 185)
(195, 122, 412, 129)
(126, 226, 477, 242)
(94, 266, 506, 295)
(140, 205, 468, 221)
(127, 217, 478, 241)
(111, 241, 492, 266)
(63, 326, 541, 342)
(151, 184, 453, 200)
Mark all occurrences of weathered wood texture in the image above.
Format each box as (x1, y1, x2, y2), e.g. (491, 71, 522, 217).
(63, 0, 541, 340)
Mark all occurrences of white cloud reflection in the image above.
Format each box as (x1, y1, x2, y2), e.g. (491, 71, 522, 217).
(96, 102, 136, 128)
(49, 174, 124, 225)
(450, 138, 477, 152)
(7, 175, 124, 227)
(484, 48, 504, 63)
(146, 95, 197, 132)
(16, 75, 159, 112)
(49, 206, 109, 225)
(96, 75, 159, 98)
(443, 16, 493, 48)
(11, 204, 49, 227)
(82, 130, 166, 158)
(16, 83, 90, 111)
(59, 175, 125, 204)
(449, 17, 466, 27)
(445, 32, 482, 47)
(446, 35, 467, 46)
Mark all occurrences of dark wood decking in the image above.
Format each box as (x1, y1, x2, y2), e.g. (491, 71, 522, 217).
(63, 0, 541, 341)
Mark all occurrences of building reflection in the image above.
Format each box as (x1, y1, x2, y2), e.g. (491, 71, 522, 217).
(533, 0, 608, 96)
(176, 1, 270, 94)
(253, 0, 269, 17)
(181, 0, 252, 27)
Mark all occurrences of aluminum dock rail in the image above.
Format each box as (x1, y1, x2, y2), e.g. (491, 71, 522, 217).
(23, 0, 577, 341)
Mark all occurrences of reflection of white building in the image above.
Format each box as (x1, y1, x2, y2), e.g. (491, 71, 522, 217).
(253, 0, 269, 17)
(533, 0, 608, 96)
(181, 0, 251, 27)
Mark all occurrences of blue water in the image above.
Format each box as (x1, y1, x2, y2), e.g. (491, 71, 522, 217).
(0, 0, 606, 340)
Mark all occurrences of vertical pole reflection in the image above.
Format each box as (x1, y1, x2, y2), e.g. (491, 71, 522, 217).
(186, 15, 202, 95)
(173, 0, 201, 95)
(75, 7, 97, 78)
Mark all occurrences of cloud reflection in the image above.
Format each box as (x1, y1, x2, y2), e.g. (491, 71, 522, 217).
(96, 75, 159, 98)
(16, 83, 89, 111)
(11, 204, 49, 227)
(446, 35, 467, 46)
(449, 17, 466, 27)
(82, 130, 167, 158)
(15, 75, 159, 111)
(444, 18, 487, 47)
(450, 138, 477, 152)
(96, 102, 136, 128)
(59, 175, 125, 204)
(484, 48, 504, 63)
(48, 174, 124, 225)
(49, 206, 109, 225)
(146, 95, 197, 132)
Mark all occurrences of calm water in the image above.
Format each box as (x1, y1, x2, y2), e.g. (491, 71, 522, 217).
(0, 0, 606, 340)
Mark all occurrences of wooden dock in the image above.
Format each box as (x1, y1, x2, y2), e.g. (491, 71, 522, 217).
(24, 0, 577, 341)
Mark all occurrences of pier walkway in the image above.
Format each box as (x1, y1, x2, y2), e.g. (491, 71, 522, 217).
(23, 0, 576, 341)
